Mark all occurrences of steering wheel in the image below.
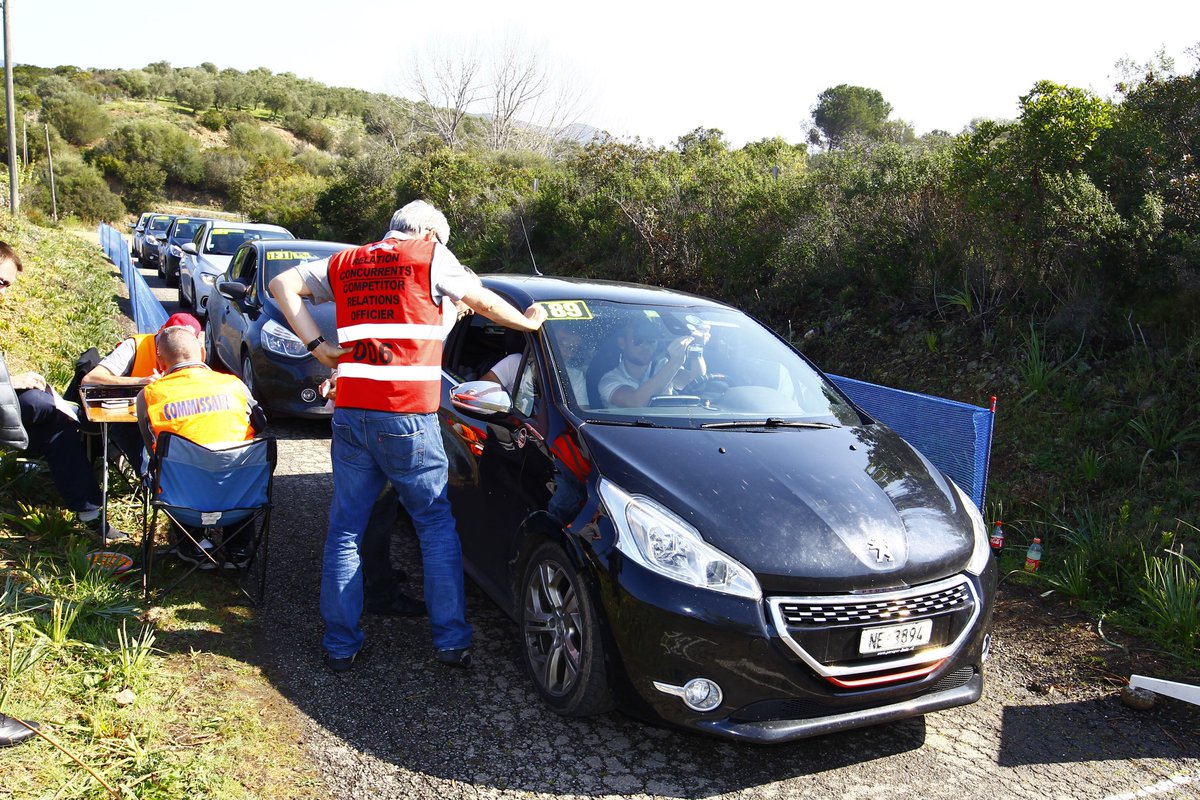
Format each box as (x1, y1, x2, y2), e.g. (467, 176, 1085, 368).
(682, 373, 728, 396)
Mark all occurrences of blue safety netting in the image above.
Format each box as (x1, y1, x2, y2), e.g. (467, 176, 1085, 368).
(97, 222, 168, 333)
(829, 374, 995, 511)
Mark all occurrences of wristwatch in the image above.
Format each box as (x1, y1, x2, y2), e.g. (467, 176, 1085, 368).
(305, 336, 325, 352)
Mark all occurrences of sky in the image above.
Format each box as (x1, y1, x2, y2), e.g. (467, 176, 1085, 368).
(10, 0, 1200, 147)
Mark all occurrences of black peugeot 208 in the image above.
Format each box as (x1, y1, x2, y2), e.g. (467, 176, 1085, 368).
(441, 274, 997, 744)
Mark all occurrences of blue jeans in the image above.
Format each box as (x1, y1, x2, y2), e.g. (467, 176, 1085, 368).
(321, 408, 471, 658)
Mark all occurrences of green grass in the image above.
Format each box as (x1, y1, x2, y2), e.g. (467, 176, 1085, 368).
(0, 218, 319, 798)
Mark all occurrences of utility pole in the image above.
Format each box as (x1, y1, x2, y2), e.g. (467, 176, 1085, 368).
(2, 0, 17, 215)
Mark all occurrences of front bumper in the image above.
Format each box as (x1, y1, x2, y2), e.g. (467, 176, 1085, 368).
(252, 350, 332, 419)
(599, 550, 995, 744)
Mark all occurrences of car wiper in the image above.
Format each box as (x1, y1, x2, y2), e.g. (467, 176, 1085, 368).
(700, 418, 839, 429)
(583, 417, 665, 428)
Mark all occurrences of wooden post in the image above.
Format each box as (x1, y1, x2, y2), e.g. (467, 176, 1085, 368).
(3, 0, 18, 215)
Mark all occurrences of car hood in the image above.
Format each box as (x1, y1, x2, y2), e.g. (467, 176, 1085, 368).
(262, 298, 338, 341)
(582, 422, 976, 593)
(197, 254, 234, 275)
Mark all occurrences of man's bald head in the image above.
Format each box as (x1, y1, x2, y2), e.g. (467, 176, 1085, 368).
(156, 325, 202, 369)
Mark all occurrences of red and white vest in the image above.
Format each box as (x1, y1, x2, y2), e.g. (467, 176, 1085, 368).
(329, 238, 445, 413)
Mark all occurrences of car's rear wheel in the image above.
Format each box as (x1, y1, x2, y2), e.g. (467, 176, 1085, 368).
(520, 541, 612, 717)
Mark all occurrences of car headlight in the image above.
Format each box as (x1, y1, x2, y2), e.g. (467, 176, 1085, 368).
(951, 480, 991, 576)
(599, 478, 762, 600)
(260, 318, 309, 358)
(168, 244, 182, 258)
(145, 235, 159, 245)
(199, 273, 217, 285)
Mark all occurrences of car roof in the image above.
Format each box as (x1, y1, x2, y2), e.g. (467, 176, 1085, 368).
(167, 216, 211, 229)
(204, 220, 291, 234)
(479, 273, 730, 311)
(243, 238, 354, 253)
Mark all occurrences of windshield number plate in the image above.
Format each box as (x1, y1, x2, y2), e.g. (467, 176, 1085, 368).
(859, 619, 932, 655)
(536, 300, 592, 320)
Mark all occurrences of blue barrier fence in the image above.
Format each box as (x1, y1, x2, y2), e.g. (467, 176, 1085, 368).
(830, 375, 995, 512)
(98, 223, 168, 333)
(93, 222, 995, 510)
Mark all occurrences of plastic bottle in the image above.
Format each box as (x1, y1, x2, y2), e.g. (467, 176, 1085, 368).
(1024, 538, 1043, 573)
(989, 520, 1005, 555)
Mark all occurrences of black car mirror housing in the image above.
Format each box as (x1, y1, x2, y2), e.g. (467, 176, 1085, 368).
(217, 281, 248, 302)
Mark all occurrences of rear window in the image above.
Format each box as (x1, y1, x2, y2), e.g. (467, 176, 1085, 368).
(205, 228, 292, 256)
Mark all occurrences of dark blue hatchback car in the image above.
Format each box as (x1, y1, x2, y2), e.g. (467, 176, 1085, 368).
(204, 239, 352, 418)
(442, 275, 997, 743)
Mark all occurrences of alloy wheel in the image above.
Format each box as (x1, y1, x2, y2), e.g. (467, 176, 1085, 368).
(523, 559, 583, 697)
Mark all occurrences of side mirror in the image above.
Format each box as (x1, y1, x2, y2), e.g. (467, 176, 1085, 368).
(450, 380, 512, 420)
(135, 226, 144, 233)
(181, 242, 198, 255)
(217, 281, 248, 302)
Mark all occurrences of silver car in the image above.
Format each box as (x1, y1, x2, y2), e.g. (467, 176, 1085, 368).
(179, 221, 293, 319)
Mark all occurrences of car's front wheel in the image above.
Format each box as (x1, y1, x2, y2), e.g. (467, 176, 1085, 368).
(204, 318, 224, 371)
(241, 352, 257, 398)
(520, 541, 613, 717)
(178, 276, 192, 309)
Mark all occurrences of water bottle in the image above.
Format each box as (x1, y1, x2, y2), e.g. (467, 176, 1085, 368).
(989, 520, 1004, 555)
(1024, 538, 1043, 573)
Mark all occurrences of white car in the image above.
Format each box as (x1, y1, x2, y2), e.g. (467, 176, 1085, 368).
(179, 221, 294, 319)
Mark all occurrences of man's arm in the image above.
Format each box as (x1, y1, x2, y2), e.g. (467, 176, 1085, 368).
(135, 391, 156, 453)
(458, 285, 547, 332)
(268, 268, 350, 369)
(82, 364, 152, 386)
(608, 339, 690, 408)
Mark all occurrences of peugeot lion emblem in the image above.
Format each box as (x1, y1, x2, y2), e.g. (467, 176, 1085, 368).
(866, 537, 894, 564)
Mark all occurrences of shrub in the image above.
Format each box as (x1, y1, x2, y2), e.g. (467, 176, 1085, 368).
(41, 91, 110, 146)
(89, 119, 204, 187)
(284, 113, 334, 150)
(26, 152, 125, 222)
(198, 109, 227, 131)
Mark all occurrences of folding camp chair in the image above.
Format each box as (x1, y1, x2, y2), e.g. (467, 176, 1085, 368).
(141, 432, 276, 604)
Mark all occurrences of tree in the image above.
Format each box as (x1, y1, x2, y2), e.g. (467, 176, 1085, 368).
(42, 91, 109, 145)
(406, 42, 483, 150)
(811, 84, 894, 148)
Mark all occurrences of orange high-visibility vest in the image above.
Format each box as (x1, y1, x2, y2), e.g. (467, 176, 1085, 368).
(329, 238, 444, 413)
(130, 334, 157, 377)
(142, 366, 254, 449)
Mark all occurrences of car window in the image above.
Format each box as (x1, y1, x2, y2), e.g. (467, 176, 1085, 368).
(147, 215, 173, 233)
(539, 299, 861, 428)
(205, 228, 291, 256)
(227, 247, 251, 281)
(512, 354, 538, 416)
(170, 218, 206, 240)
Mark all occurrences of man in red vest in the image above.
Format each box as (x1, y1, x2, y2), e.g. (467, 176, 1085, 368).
(270, 200, 545, 672)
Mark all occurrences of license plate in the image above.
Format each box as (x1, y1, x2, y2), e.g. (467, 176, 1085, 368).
(859, 619, 933, 655)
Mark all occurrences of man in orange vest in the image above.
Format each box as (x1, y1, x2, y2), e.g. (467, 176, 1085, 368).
(270, 200, 545, 672)
(82, 312, 205, 475)
(137, 326, 266, 568)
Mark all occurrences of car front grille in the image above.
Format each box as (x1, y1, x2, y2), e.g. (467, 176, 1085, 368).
(766, 574, 981, 679)
(775, 582, 971, 626)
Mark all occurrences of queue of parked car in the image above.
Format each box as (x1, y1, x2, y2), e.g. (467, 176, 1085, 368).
(126, 209, 997, 745)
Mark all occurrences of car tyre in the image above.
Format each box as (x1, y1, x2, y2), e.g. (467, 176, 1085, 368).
(165, 263, 179, 288)
(520, 541, 613, 717)
(241, 352, 257, 399)
(178, 277, 192, 309)
(204, 318, 225, 371)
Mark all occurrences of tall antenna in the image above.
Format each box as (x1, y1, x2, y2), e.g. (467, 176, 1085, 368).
(519, 214, 541, 276)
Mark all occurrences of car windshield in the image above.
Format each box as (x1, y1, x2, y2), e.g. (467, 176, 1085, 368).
(541, 299, 862, 428)
(206, 228, 291, 256)
(147, 216, 172, 233)
(170, 219, 206, 239)
(263, 246, 347, 284)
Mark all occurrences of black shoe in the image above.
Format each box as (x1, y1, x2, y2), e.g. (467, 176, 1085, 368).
(223, 548, 252, 570)
(435, 647, 472, 669)
(0, 714, 38, 747)
(325, 648, 363, 674)
(365, 593, 426, 617)
(176, 538, 217, 571)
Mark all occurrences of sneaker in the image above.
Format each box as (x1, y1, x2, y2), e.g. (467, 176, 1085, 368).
(435, 647, 472, 669)
(325, 648, 363, 674)
(176, 537, 217, 571)
(223, 548, 253, 570)
(84, 516, 132, 545)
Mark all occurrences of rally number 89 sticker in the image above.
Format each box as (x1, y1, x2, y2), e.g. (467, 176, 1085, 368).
(536, 300, 592, 320)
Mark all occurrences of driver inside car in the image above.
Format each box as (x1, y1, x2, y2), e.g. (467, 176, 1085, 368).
(599, 317, 709, 407)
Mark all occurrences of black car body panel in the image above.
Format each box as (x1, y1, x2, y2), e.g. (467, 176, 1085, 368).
(206, 239, 351, 418)
(436, 275, 996, 744)
(156, 216, 212, 284)
(139, 213, 176, 267)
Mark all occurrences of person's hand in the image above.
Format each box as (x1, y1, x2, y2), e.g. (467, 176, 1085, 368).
(523, 304, 547, 330)
(10, 371, 47, 391)
(319, 372, 338, 401)
(453, 300, 473, 321)
(666, 336, 693, 363)
(312, 341, 351, 369)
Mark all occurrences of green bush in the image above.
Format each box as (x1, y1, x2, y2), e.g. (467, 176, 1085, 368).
(26, 152, 125, 222)
(284, 113, 334, 150)
(198, 109, 227, 131)
(89, 118, 204, 187)
(41, 90, 110, 146)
